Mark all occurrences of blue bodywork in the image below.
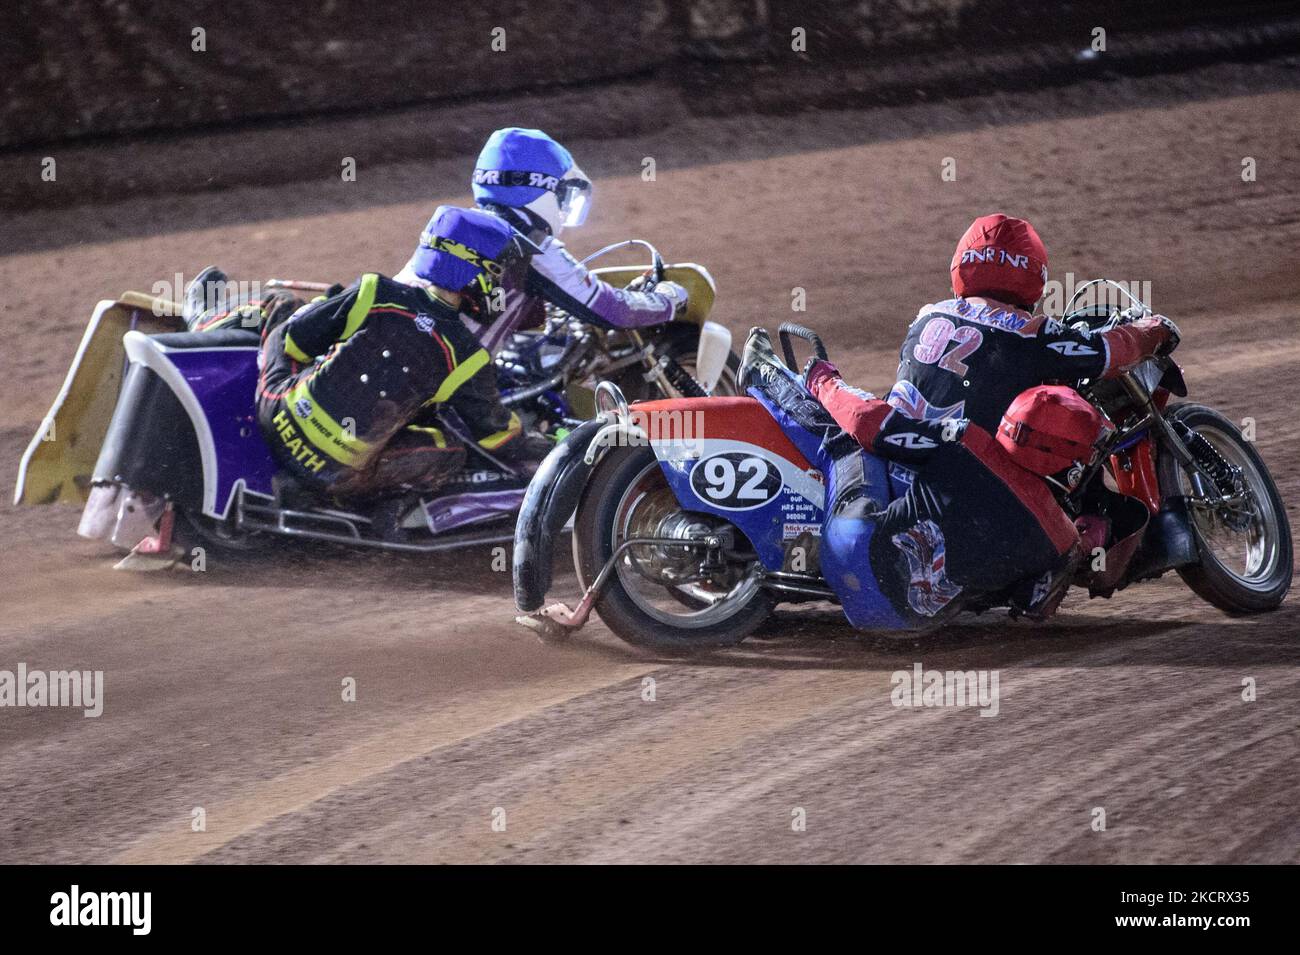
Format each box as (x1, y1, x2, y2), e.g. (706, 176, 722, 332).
(647, 386, 907, 630)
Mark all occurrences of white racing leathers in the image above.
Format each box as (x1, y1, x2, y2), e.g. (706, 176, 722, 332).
(396, 232, 676, 356)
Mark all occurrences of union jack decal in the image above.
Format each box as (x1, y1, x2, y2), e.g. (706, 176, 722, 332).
(887, 380, 965, 422)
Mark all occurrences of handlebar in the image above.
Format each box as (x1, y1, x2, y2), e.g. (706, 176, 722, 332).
(1061, 278, 1153, 333)
(579, 238, 665, 291)
(778, 322, 828, 371)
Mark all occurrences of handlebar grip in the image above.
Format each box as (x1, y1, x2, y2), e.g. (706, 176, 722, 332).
(778, 322, 828, 371)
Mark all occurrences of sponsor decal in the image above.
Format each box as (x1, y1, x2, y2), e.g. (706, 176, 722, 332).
(293, 397, 312, 417)
(414, 314, 434, 334)
(655, 437, 825, 510)
(959, 246, 1032, 270)
(1046, 340, 1098, 357)
(422, 235, 478, 262)
(473, 168, 560, 191)
(883, 432, 937, 450)
(446, 468, 507, 486)
(889, 462, 917, 488)
(783, 521, 821, 540)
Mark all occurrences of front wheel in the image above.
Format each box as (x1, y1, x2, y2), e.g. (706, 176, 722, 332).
(572, 446, 772, 651)
(1158, 403, 1292, 613)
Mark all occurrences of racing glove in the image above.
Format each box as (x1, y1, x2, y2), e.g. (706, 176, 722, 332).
(1147, 315, 1181, 356)
(803, 358, 842, 395)
(1101, 314, 1180, 375)
(655, 281, 689, 316)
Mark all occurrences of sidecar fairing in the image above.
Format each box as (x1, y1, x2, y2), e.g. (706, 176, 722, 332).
(95, 328, 275, 518)
(14, 292, 187, 507)
(588, 263, 717, 327)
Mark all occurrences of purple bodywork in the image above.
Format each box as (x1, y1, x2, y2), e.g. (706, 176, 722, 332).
(165, 348, 276, 514)
(423, 489, 526, 534)
(161, 347, 522, 533)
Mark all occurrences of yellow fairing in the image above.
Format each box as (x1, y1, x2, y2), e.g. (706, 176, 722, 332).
(588, 263, 717, 326)
(14, 292, 185, 506)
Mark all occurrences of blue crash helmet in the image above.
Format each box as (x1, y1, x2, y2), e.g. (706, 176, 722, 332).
(471, 127, 592, 235)
(409, 205, 522, 294)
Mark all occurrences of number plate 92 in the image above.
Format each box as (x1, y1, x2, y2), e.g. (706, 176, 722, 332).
(689, 452, 782, 510)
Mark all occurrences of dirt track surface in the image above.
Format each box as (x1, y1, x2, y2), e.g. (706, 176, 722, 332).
(1, 64, 1298, 863)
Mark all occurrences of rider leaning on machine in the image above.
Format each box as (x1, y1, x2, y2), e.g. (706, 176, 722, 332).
(890, 213, 1181, 587)
(739, 212, 1183, 626)
(395, 127, 690, 355)
(253, 206, 545, 508)
(742, 334, 1109, 625)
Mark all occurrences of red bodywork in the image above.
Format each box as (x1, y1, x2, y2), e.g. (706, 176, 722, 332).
(1109, 437, 1162, 513)
(1106, 387, 1171, 514)
(630, 397, 813, 468)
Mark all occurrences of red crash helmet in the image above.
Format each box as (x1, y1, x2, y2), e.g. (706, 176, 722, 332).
(997, 385, 1112, 484)
(950, 213, 1048, 309)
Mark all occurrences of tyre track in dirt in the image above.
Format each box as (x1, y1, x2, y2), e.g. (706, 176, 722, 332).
(174, 616, 1300, 863)
(1, 69, 1297, 863)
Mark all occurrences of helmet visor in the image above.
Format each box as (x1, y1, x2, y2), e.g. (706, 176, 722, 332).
(557, 166, 592, 228)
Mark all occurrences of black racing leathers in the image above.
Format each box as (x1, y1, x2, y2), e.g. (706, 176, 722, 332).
(256, 273, 523, 498)
(894, 295, 1171, 431)
(791, 370, 1084, 624)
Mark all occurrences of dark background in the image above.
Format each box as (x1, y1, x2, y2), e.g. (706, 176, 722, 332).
(6, 0, 1299, 148)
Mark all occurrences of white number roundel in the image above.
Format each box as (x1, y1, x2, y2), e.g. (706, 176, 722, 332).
(689, 452, 781, 510)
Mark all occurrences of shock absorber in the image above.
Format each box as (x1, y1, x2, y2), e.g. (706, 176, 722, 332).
(1170, 420, 1248, 522)
(1170, 419, 1242, 498)
(657, 354, 708, 398)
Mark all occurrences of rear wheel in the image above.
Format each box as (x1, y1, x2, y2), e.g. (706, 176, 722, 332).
(1159, 403, 1292, 613)
(572, 446, 772, 651)
(176, 506, 272, 554)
